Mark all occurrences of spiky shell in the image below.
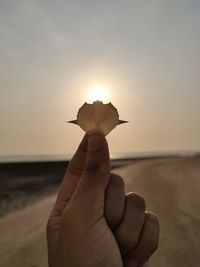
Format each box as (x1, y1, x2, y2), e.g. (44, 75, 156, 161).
(68, 101, 127, 135)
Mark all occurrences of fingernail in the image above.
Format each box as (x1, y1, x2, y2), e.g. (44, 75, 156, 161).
(88, 134, 104, 152)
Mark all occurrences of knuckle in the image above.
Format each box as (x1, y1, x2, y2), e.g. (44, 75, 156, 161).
(115, 229, 133, 253)
(84, 160, 100, 176)
(148, 236, 159, 253)
(110, 173, 125, 189)
(146, 212, 160, 233)
(84, 160, 108, 177)
(148, 236, 159, 254)
(127, 192, 146, 212)
(145, 213, 160, 252)
(124, 232, 138, 251)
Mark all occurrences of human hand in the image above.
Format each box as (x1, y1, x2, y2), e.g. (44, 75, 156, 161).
(47, 133, 159, 267)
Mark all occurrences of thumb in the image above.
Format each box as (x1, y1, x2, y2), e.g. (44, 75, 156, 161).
(73, 132, 110, 200)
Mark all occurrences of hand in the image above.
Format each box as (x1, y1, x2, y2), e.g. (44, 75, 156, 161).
(47, 133, 159, 267)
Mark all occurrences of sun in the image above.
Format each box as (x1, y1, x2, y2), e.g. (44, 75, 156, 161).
(87, 85, 110, 103)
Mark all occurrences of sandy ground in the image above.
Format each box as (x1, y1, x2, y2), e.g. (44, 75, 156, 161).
(0, 156, 200, 267)
(0, 195, 55, 267)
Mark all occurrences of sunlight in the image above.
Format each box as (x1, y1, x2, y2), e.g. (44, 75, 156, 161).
(87, 85, 110, 103)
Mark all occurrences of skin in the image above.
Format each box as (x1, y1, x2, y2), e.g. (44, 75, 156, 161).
(47, 133, 159, 267)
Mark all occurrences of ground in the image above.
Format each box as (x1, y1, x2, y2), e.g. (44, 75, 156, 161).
(0, 156, 200, 267)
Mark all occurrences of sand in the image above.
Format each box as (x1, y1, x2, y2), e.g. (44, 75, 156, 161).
(115, 157, 200, 267)
(0, 195, 55, 267)
(0, 156, 200, 267)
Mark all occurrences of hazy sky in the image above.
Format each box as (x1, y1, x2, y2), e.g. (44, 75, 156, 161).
(0, 0, 200, 158)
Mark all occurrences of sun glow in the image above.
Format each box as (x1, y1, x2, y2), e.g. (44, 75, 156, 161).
(87, 85, 110, 103)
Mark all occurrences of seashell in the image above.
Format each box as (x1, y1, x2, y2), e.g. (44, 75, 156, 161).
(68, 101, 128, 136)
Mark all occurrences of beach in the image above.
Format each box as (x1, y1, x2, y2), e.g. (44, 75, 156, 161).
(0, 156, 200, 267)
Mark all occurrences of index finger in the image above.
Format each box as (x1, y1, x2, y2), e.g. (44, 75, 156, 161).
(56, 134, 88, 204)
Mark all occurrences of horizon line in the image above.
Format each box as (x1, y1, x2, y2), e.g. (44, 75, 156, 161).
(0, 149, 199, 163)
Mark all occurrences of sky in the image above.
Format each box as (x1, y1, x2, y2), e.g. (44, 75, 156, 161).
(0, 0, 200, 159)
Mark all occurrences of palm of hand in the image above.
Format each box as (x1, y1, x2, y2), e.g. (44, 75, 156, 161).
(48, 184, 123, 267)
